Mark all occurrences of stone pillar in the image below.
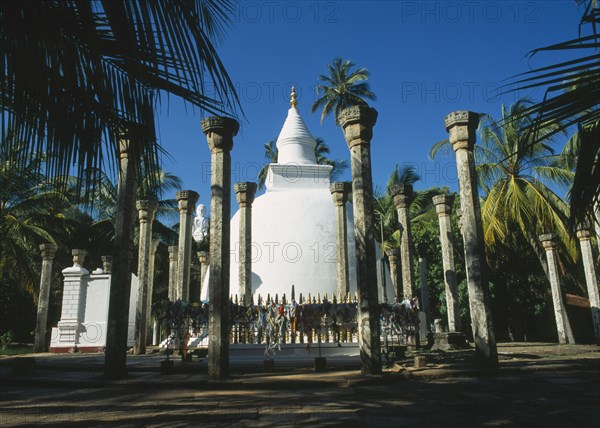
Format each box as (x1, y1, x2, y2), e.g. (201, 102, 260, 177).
(417, 244, 431, 329)
(168, 246, 178, 301)
(539, 234, 572, 344)
(176, 190, 199, 302)
(446, 110, 498, 369)
(433, 194, 461, 332)
(147, 239, 159, 341)
(105, 133, 139, 379)
(385, 248, 400, 302)
(330, 182, 352, 298)
(34, 243, 58, 353)
(595, 199, 600, 259)
(576, 226, 600, 344)
(234, 182, 258, 305)
(197, 251, 209, 297)
(133, 199, 157, 355)
(56, 249, 89, 350)
(202, 115, 239, 381)
(101, 256, 112, 274)
(391, 184, 415, 299)
(339, 105, 382, 375)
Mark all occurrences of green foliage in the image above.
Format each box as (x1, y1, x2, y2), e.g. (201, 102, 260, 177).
(311, 57, 376, 125)
(411, 198, 469, 328)
(1, 0, 240, 198)
(0, 331, 13, 350)
(506, 1, 599, 222)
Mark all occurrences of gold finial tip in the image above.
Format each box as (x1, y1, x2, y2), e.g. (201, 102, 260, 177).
(290, 86, 298, 108)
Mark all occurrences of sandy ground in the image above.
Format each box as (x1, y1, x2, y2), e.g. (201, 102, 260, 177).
(1, 342, 598, 427)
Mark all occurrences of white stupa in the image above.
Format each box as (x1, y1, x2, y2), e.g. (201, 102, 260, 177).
(202, 89, 392, 303)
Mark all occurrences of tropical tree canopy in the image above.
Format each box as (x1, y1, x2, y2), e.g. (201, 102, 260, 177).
(431, 99, 577, 280)
(476, 100, 575, 263)
(311, 57, 376, 125)
(0, 0, 240, 195)
(506, 0, 599, 221)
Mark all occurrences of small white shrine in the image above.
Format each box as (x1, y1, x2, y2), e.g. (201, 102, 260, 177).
(50, 262, 138, 353)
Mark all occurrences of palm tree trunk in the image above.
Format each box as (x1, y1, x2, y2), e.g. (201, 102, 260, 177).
(104, 136, 139, 379)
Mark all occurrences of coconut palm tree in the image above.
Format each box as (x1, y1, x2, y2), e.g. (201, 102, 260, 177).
(475, 100, 576, 269)
(506, 0, 599, 222)
(257, 138, 348, 190)
(314, 138, 349, 181)
(432, 100, 576, 271)
(311, 57, 376, 125)
(1, 1, 239, 192)
(373, 165, 421, 253)
(2, 0, 240, 378)
(431, 99, 579, 340)
(257, 140, 279, 191)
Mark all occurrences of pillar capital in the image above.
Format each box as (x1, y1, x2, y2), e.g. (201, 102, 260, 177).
(385, 248, 399, 260)
(432, 194, 455, 216)
(71, 249, 87, 267)
(339, 105, 378, 149)
(391, 183, 413, 208)
(101, 255, 112, 273)
(201, 116, 239, 153)
(176, 190, 199, 213)
(234, 182, 258, 207)
(197, 251, 209, 264)
(39, 243, 58, 261)
(136, 199, 158, 223)
(330, 182, 352, 206)
(576, 228, 592, 241)
(445, 110, 480, 151)
(576, 221, 592, 241)
(168, 246, 178, 260)
(539, 233, 557, 250)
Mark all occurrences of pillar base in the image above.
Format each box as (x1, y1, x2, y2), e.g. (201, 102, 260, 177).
(263, 359, 275, 372)
(430, 332, 469, 351)
(314, 357, 327, 372)
(161, 359, 175, 374)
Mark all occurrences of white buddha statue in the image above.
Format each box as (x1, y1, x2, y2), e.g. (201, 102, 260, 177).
(192, 204, 209, 243)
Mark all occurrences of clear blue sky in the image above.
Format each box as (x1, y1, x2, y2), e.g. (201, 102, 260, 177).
(155, 0, 583, 208)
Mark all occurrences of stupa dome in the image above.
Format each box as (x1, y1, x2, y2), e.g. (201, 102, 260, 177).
(201, 89, 393, 303)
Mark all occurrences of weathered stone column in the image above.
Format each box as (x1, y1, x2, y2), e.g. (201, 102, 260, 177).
(133, 199, 157, 355)
(105, 132, 139, 379)
(595, 200, 600, 258)
(330, 182, 352, 298)
(197, 251, 209, 296)
(385, 248, 400, 302)
(176, 190, 199, 302)
(575, 226, 600, 344)
(417, 244, 432, 329)
(147, 239, 159, 341)
(234, 182, 258, 305)
(539, 234, 571, 344)
(446, 110, 498, 368)
(56, 249, 88, 351)
(101, 256, 112, 274)
(202, 115, 239, 381)
(339, 105, 382, 375)
(391, 184, 415, 299)
(433, 194, 461, 332)
(34, 243, 58, 353)
(167, 246, 178, 301)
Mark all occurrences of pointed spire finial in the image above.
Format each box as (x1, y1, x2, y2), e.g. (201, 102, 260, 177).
(290, 86, 298, 108)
